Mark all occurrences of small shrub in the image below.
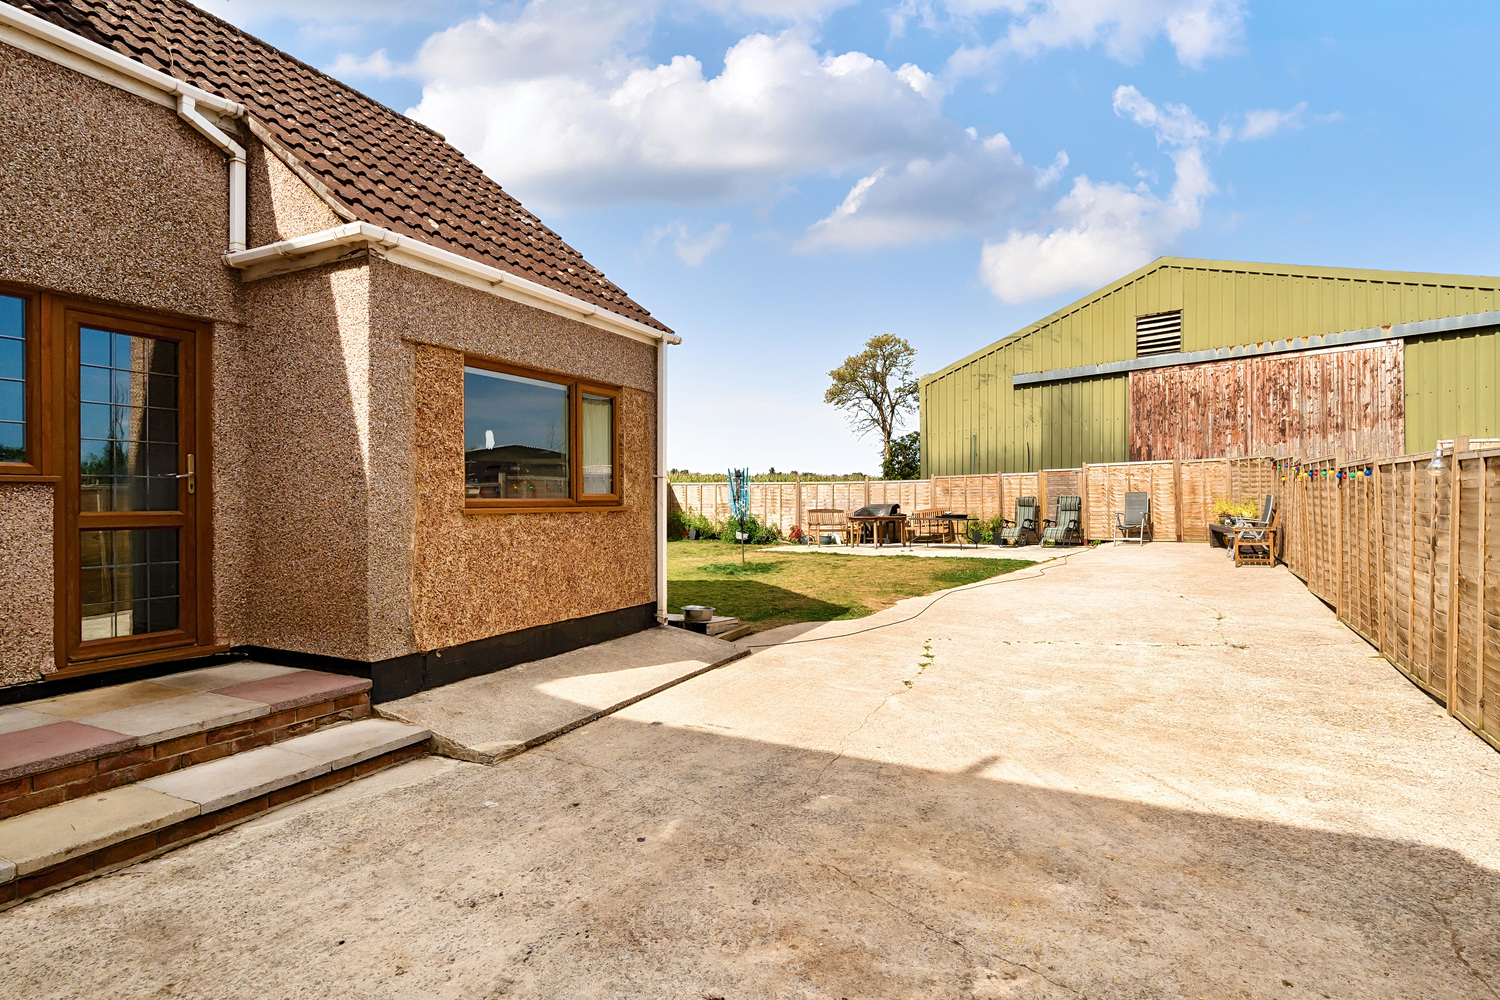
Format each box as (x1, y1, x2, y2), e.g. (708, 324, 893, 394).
(1212, 496, 1260, 519)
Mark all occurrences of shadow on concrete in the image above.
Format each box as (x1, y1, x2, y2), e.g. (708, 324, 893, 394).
(6, 708, 1499, 999)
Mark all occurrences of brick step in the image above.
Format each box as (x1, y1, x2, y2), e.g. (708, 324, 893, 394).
(0, 663, 372, 820)
(0, 718, 429, 909)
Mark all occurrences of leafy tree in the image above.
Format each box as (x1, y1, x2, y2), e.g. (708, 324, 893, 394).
(881, 431, 920, 480)
(824, 334, 918, 462)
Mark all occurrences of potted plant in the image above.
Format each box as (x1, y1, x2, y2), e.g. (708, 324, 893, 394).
(1212, 497, 1259, 526)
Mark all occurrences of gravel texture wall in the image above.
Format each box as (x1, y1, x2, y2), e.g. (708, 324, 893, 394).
(408, 343, 656, 652)
(0, 485, 54, 685)
(247, 143, 345, 247)
(217, 258, 416, 662)
(372, 258, 656, 394)
(0, 44, 239, 322)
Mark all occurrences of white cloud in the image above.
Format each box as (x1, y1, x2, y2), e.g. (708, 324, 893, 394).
(1111, 83, 1209, 146)
(1240, 101, 1308, 140)
(329, 48, 401, 80)
(407, 24, 956, 212)
(647, 221, 733, 266)
(800, 130, 1034, 249)
(944, 0, 1246, 75)
(979, 86, 1216, 303)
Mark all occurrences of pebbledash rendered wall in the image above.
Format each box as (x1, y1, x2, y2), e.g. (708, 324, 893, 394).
(921, 258, 1500, 476)
(0, 40, 659, 688)
(0, 43, 238, 685)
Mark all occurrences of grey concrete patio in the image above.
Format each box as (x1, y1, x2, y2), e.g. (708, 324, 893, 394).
(3, 542, 1498, 998)
(376, 627, 744, 763)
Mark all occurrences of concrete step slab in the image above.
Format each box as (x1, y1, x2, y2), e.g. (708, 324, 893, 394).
(378, 627, 745, 764)
(141, 746, 330, 814)
(0, 785, 197, 877)
(210, 671, 371, 711)
(0, 721, 136, 783)
(153, 662, 301, 692)
(76, 692, 269, 744)
(277, 719, 430, 771)
(26, 681, 186, 720)
(0, 708, 66, 737)
(139, 720, 429, 814)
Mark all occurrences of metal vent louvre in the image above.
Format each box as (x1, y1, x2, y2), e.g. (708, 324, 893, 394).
(1135, 310, 1182, 356)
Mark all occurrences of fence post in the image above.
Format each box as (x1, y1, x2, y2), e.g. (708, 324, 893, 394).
(1374, 462, 1386, 657)
(1079, 464, 1087, 541)
(1172, 458, 1184, 542)
(1478, 454, 1489, 734)
(1037, 469, 1048, 528)
(1476, 458, 1488, 731)
(794, 473, 803, 535)
(1447, 449, 1462, 715)
(864, 475, 871, 508)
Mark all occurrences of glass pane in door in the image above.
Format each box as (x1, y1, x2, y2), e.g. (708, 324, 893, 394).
(79, 328, 178, 512)
(79, 528, 180, 640)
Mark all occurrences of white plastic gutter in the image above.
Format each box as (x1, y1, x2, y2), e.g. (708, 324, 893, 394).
(177, 96, 247, 252)
(0, 2, 247, 253)
(224, 222, 682, 347)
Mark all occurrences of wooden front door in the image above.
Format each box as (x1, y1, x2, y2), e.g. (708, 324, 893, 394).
(59, 307, 203, 673)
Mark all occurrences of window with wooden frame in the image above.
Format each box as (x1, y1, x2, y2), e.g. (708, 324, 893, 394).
(463, 357, 621, 511)
(0, 285, 47, 478)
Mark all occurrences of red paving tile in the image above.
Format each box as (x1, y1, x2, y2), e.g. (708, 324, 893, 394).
(0, 722, 135, 782)
(210, 671, 370, 712)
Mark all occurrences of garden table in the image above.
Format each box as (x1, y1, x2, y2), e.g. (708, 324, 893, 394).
(847, 515, 909, 548)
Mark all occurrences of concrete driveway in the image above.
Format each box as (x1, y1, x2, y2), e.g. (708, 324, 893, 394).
(3, 544, 1499, 998)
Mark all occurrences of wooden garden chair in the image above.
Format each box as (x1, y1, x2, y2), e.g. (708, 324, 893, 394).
(1232, 504, 1280, 567)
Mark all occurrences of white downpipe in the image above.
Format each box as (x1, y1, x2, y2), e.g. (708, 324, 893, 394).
(656, 336, 670, 623)
(0, 3, 246, 253)
(176, 96, 247, 253)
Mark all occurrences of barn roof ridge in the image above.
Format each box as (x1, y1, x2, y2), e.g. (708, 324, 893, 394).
(925, 256, 1500, 385)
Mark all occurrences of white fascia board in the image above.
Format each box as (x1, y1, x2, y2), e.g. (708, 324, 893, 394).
(225, 222, 681, 346)
(0, 3, 243, 117)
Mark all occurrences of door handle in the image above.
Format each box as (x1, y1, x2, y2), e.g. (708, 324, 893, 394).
(170, 454, 196, 494)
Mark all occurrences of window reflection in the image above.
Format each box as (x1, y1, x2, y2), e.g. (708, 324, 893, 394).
(0, 295, 24, 463)
(464, 367, 570, 500)
(80, 528, 179, 640)
(79, 329, 179, 512)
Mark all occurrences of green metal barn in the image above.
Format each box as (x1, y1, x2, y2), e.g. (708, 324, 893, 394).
(920, 258, 1500, 475)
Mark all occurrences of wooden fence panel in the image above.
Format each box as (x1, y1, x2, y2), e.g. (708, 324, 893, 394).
(1482, 456, 1499, 748)
(1451, 457, 1484, 730)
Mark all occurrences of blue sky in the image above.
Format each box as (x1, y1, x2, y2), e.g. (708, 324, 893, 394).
(204, 0, 1500, 474)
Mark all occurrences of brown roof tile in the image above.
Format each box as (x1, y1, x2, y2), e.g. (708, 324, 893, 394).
(7, 0, 670, 332)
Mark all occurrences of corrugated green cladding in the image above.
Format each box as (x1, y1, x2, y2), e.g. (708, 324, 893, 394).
(921, 257, 1500, 474)
(1405, 323, 1500, 449)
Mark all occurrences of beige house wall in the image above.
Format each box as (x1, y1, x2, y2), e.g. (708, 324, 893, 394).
(0, 41, 661, 683)
(374, 262, 657, 652)
(0, 43, 240, 685)
(246, 143, 347, 246)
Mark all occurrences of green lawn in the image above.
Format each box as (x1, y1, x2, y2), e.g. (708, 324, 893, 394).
(668, 540, 1030, 635)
